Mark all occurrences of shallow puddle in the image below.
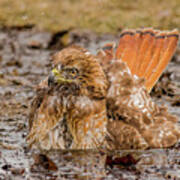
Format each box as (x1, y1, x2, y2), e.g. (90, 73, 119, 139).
(0, 27, 179, 179)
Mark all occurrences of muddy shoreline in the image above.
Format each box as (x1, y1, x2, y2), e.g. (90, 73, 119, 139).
(0, 27, 179, 179)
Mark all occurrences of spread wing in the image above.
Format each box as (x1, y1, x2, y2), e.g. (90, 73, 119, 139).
(27, 78, 68, 150)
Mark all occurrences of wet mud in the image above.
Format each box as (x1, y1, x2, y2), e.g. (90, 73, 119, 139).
(0, 27, 179, 179)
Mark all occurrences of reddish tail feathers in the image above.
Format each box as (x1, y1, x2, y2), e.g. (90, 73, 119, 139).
(115, 28, 179, 92)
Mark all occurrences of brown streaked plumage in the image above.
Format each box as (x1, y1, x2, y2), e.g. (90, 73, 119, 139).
(105, 59, 179, 149)
(27, 28, 180, 150)
(27, 46, 109, 150)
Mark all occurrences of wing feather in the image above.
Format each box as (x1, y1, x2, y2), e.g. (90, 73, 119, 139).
(106, 59, 180, 149)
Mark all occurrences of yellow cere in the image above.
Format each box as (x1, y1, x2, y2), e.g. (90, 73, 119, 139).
(52, 68, 60, 76)
(52, 68, 72, 83)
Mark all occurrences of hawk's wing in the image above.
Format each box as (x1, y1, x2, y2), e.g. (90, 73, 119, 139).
(28, 77, 49, 130)
(98, 29, 180, 149)
(106, 60, 180, 149)
(27, 78, 68, 150)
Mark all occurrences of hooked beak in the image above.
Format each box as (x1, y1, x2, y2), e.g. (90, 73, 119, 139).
(51, 68, 72, 84)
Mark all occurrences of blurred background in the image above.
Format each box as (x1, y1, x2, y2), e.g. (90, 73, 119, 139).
(0, 0, 179, 33)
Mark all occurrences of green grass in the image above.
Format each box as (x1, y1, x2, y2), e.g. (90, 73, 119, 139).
(0, 0, 179, 33)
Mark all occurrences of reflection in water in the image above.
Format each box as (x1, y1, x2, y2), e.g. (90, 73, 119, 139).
(26, 149, 179, 179)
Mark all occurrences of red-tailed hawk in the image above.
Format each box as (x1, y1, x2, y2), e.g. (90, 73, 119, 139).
(27, 28, 180, 150)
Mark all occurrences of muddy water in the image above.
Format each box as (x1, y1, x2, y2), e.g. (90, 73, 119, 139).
(0, 27, 179, 179)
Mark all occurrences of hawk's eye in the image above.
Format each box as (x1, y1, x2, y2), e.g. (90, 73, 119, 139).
(66, 68, 79, 77)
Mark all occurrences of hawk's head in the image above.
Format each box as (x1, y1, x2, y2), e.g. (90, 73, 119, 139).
(48, 46, 109, 99)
